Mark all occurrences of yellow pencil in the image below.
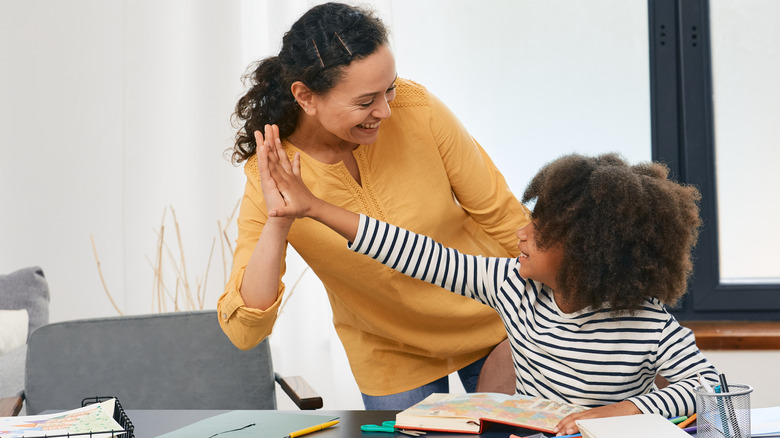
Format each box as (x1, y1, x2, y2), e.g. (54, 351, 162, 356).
(678, 413, 697, 429)
(285, 419, 340, 438)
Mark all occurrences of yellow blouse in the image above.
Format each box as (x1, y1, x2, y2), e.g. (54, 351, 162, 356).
(217, 78, 530, 395)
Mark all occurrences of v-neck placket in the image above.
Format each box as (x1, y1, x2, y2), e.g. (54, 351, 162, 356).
(284, 141, 386, 223)
(340, 146, 386, 223)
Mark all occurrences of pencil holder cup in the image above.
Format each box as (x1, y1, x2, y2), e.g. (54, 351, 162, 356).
(695, 384, 753, 438)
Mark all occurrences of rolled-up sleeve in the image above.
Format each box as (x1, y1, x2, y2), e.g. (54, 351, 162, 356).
(217, 160, 288, 350)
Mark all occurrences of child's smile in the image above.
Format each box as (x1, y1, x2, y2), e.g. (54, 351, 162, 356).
(515, 222, 563, 291)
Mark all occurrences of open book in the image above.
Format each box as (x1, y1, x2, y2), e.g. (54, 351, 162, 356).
(394, 393, 587, 434)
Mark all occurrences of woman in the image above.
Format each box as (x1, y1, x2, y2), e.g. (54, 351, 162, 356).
(217, 2, 529, 409)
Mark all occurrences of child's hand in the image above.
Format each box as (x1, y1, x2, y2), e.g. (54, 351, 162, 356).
(256, 124, 316, 219)
(553, 400, 640, 436)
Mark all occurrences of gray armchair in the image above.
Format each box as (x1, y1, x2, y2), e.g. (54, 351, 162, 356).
(1, 310, 322, 416)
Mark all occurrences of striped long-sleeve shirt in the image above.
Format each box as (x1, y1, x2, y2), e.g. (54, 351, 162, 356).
(349, 215, 719, 416)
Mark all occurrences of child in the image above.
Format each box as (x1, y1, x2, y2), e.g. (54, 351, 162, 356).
(258, 133, 719, 435)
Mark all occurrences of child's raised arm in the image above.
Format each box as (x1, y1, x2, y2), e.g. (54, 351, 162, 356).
(258, 129, 360, 242)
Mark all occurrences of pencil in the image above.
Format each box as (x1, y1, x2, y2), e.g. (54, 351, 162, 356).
(284, 419, 340, 438)
(677, 413, 697, 428)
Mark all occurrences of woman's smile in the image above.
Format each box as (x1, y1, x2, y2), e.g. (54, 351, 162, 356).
(357, 121, 381, 130)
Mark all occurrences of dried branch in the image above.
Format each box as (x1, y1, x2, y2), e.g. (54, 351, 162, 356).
(219, 199, 240, 286)
(218, 219, 227, 287)
(155, 222, 166, 313)
(278, 266, 310, 316)
(93, 200, 239, 316)
(169, 207, 193, 306)
(199, 237, 216, 309)
(90, 234, 124, 315)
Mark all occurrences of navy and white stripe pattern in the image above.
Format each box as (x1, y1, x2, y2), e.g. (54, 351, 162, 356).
(349, 215, 719, 417)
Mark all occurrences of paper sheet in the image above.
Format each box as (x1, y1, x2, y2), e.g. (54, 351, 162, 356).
(0, 399, 125, 438)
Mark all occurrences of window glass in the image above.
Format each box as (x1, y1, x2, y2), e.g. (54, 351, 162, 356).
(710, 0, 780, 282)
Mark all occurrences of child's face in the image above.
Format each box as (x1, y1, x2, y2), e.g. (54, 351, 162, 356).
(515, 222, 564, 291)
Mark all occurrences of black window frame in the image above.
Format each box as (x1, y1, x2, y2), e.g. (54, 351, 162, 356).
(649, 0, 780, 321)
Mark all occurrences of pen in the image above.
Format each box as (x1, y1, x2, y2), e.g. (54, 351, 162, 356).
(669, 415, 688, 424)
(682, 425, 697, 434)
(697, 372, 714, 393)
(719, 373, 730, 392)
(719, 373, 743, 438)
(509, 434, 578, 438)
(714, 380, 732, 437)
(284, 419, 340, 438)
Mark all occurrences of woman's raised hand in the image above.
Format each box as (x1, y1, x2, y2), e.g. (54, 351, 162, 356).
(256, 124, 316, 219)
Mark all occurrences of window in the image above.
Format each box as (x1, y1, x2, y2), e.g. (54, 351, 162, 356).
(649, 0, 780, 320)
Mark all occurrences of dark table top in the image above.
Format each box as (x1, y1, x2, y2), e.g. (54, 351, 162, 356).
(124, 409, 551, 438)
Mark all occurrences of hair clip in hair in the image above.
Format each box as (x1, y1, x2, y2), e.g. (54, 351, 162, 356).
(334, 32, 353, 56)
(312, 39, 325, 68)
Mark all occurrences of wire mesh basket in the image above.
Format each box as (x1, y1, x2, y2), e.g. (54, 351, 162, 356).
(10, 396, 134, 438)
(695, 384, 753, 438)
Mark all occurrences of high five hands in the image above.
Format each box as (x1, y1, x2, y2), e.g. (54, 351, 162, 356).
(255, 124, 317, 219)
(255, 124, 360, 242)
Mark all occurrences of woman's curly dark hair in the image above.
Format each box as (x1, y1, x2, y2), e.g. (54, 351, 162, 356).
(229, 2, 388, 164)
(521, 153, 702, 313)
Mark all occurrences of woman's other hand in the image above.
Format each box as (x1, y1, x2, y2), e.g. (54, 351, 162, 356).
(553, 400, 640, 436)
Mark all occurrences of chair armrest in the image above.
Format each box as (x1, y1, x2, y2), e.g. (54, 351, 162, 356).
(274, 373, 323, 410)
(0, 391, 24, 416)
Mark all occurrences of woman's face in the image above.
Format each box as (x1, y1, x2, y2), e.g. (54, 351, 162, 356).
(515, 221, 563, 290)
(311, 44, 397, 145)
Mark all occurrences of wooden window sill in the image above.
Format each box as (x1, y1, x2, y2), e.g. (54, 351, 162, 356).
(682, 321, 780, 350)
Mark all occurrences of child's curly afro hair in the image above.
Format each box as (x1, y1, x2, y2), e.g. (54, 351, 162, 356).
(521, 153, 701, 313)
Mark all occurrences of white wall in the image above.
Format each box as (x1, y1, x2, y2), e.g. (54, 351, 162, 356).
(0, 0, 247, 319)
(1, 0, 776, 410)
(2, 0, 127, 319)
(702, 350, 780, 409)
